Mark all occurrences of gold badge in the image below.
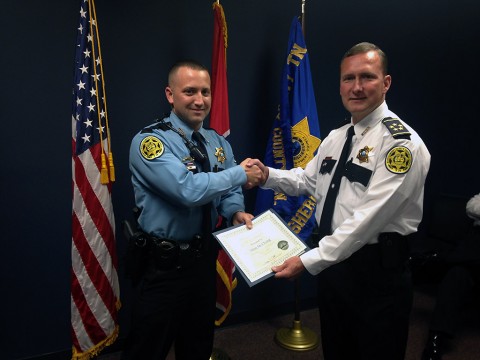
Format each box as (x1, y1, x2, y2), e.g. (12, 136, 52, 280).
(215, 147, 226, 163)
(292, 117, 321, 168)
(356, 146, 373, 163)
(140, 136, 164, 160)
(385, 146, 412, 174)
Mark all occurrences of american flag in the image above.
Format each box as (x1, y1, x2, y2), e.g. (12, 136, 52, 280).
(71, 0, 120, 359)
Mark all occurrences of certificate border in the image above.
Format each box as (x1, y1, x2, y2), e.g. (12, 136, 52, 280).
(213, 209, 309, 287)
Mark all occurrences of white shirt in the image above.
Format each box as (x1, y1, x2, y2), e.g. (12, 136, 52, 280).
(466, 193, 480, 226)
(263, 102, 431, 275)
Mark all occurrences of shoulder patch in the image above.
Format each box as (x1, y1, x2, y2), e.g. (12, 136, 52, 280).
(385, 146, 412, 174)
(140, 136, 164, 160)
(382, 117, 411, 140)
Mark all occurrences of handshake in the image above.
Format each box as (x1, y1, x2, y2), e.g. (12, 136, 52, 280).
(239, 159, 269, 190)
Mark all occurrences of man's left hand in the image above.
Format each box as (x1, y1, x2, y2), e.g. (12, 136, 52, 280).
(272, 256, 305, 280)
(232, 211, 254, 229)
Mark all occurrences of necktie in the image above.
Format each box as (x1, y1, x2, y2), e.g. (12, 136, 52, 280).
(317, 126, 355, 238)
(192, 131, 212, 236)
(192, 131, 211, 172)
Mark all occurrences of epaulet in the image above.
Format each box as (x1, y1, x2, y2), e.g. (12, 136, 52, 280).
(140, 121, 171, 134)
(382, 117, 411, 140)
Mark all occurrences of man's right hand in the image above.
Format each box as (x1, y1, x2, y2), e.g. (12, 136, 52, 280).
(248, 159, 269, 188)
(240, 158, 268, 189)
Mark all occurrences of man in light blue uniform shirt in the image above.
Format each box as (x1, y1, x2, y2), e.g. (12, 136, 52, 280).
(122, 60, 263, 360)
(130, 111, 248, 240)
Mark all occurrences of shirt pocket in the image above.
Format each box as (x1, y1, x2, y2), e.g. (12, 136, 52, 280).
(344, 160, 373, 187)
(319, 158, 336, 175)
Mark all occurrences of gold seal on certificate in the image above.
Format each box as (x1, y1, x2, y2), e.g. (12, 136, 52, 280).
(213, 209, 309, 286)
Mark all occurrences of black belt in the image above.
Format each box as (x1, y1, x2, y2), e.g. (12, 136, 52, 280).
(150, 234, 205, 270)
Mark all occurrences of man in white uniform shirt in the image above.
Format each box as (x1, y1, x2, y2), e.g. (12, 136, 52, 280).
(248, 42, 431, 360)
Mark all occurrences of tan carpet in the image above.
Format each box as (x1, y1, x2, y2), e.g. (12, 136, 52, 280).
(101, 290, 480, 360)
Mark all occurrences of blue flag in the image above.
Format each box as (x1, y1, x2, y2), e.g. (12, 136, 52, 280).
(255, 16, 321, 241)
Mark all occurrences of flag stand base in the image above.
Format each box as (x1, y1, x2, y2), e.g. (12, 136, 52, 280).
(275, 319, 319, 351)
(210, 347, 230, 360)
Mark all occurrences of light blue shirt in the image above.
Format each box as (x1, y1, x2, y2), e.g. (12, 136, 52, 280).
(129, 111, 246, 241)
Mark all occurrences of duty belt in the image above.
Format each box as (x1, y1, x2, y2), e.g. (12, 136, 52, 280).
(150, 234, 205, 270)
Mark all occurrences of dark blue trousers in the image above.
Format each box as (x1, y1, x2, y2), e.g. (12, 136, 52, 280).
(317, 243, 412, 360)
(121, 247, 217, 360)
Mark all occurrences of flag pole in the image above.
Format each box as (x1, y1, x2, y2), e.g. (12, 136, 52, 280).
(301, 0, 305, 37)
(274, 0, 319, 351)
(275, 277, 318, 351)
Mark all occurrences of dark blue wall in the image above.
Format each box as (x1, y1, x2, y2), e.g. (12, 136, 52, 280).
(1, 0, 478, 358)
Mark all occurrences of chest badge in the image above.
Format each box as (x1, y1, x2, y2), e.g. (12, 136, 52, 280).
(356, 146, 374, 163)
(215, 147, 226, 163)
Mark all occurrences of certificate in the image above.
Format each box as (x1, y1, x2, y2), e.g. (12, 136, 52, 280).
(213, 209, 309, 287)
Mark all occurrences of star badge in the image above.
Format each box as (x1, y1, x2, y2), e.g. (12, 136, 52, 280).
(291, 117, 321, 169)
(215, 147, 226, 163)
(356, 146, 374, 163)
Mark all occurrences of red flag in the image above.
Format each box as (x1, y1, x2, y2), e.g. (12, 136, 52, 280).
(215, 245, 237, 326)
(210, 2, 230, 138)
(211, 2, 236, 326)
(71, 0, 120, 358)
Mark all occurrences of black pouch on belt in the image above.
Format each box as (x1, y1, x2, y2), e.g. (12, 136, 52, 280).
(378, 232, 409, 269)
(151, 238, 179, 270)
(177, 234, 204, 269)
(123, 221, 151, 286)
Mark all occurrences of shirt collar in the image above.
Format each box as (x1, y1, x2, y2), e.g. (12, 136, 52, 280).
(168, 111, 205, 140)
(353, 101, 388, 137)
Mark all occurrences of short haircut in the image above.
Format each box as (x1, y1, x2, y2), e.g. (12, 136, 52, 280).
(341, 42, 388, 74)
(167, 60, 209, 86)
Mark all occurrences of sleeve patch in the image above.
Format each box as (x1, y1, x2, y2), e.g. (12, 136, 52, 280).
(140, 136, 164, 160)
(385, 146, 412, 174)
